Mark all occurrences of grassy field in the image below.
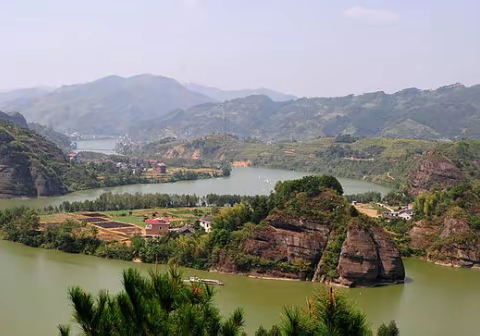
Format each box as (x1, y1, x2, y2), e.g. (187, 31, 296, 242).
(98, 207, 212, 228)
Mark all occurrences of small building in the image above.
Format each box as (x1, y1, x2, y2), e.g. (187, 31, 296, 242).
(145, 218, 170, 236)
(397, 208, 413, 220)
(199, 216, 213, 233)
(383, 207, 413, 221)
(155, 163, 167, 174)
(69, 153, 79, 163)
(169, 225, 195, 236)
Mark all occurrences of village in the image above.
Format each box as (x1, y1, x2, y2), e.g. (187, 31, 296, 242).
(353, 201, 414, 220)
(39, 208, 215, 244)
(68, 151, 225, 183)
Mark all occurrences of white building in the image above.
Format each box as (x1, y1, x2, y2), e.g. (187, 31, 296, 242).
(199, 216, 213, 233)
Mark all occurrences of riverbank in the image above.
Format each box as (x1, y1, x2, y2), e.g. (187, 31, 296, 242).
(0, 167, 391, 210)
(0, 174, 402, 289)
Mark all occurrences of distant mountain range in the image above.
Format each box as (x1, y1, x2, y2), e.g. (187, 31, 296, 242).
(184, 83, 296, 102)
(0, 75, 295, 135)
(0, 87, 51, 105)
(130, 83, 480, 141)
(2, 75, 480, 140)
(0, 74, 215, 135)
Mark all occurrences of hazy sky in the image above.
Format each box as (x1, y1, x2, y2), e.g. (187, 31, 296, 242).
(1, 0, 479, 97)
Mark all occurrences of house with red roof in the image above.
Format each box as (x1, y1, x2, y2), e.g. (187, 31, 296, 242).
(144, 217, 170, 236)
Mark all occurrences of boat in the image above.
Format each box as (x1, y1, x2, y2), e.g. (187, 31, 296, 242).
(184, 276, 224, 286)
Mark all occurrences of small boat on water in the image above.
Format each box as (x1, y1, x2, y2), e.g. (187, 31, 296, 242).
(184, 276, 224, 286)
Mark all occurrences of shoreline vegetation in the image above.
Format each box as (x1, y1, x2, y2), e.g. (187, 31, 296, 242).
(0, 180, 480, 285)
(119, 135, 480, 196)
(3, 173, 480, 286)
(0, 175, 406, 288)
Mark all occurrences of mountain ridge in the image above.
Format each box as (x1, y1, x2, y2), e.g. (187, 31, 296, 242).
(0, 74, 215, 135)
(184, 82, 296, 102)
(131, 82, 480, 140)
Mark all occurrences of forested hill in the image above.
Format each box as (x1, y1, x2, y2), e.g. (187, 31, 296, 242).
(120, 135, 480, 195)
(131, 83, 480, 141)
(28, 122, 72, 151)
(0, 119, 69, 198)
(0, 74, 214, 135)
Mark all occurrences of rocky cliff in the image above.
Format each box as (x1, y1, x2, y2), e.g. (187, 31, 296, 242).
(408, 154, 465, 196)
(0, 110, 28, 128)
(410, 213, 480, 267)
(0, 120, 68, 198)
(336, 221, 405, 286)
(406, 185, 480, 267)
(213, 187, 405, 287)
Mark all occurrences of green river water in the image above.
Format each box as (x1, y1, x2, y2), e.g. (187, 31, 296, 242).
(0, 162, 477, 335)
(1, 240, 479, 335)
(0, 167, 390, 210)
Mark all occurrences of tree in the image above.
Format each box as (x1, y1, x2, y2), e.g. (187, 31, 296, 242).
(58, 264, 246, 335)
(222, 165, 232, 177)
(377, 321, 399, 336)
(277, 288, 372, 336)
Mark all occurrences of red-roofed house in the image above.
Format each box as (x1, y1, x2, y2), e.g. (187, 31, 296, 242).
(145, 218, 170, 236)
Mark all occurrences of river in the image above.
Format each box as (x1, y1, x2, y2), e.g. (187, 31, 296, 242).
(74, 139, 119, 155)
(0, 142, 473, 335)
(1, 239, 479, 335)
(0, 167, 390, 210)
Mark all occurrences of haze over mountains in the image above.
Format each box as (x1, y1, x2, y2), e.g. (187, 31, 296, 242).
(0, 75, 214, 135)
(0, 87, 51, 105)
(133, 83, 480, 141)
(1, 74, 480, 141)
(0, 74, 295, 135)
(184, 83, 296, 102)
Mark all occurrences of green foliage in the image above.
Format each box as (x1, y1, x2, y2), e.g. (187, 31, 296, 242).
(94, 243, 135, 260)
(273, 175, 343, 208)
(59, 265, 246, 335)
(377, 320, 399, 336)
(275, 288, 375, 336)
(59, 265, 394, 336)
(335, 134, 358, 143)
(28, 122, 72, 150)
(345, 191, 382, 203)
(0, 120, 68, 197)
(213, 202, 253, 231)
(1, 208, 102, 253)
(319, 230, 347, 279)
(383, 191, 413, 206)
(469, 215, 480, 230)
(222, 165, 232, 177)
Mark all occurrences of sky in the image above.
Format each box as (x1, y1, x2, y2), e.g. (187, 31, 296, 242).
(1, 0, 479, 97)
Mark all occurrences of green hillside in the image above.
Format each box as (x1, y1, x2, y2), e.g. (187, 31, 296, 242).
(131, 83, 480, 141)
(0, 120, 69, 198)
(122, 135, 480, 194)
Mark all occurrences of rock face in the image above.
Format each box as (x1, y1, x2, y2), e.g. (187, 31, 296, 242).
(243, 215, 330, 263)
(0, 120, 67, 198)
(217, 212, 405, 286)
(409, 220, 440, 250)
(337, 222, 405, 286)
(409, 155, 465, 196)
(410, 214, 480, 267)
(0, 110, 28, 128)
